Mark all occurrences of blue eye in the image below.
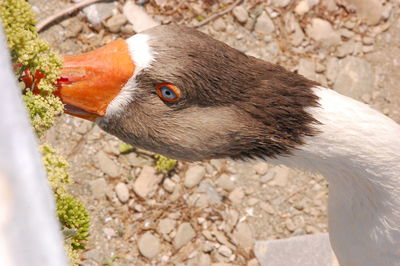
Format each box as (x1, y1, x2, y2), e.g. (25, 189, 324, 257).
(156, 83, 181, 102)
(160, 86, 176, 100)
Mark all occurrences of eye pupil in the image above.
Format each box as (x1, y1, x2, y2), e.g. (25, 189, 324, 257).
(161, 86, 176, 99)
(156, 83, 181, 102)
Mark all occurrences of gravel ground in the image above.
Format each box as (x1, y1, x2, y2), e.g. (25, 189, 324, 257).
(31, 0, 400, 265)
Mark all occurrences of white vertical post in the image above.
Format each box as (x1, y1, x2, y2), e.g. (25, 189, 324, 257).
(0, 26, 67, 266)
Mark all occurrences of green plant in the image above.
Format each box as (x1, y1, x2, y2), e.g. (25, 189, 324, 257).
(154, 154, 177, 173)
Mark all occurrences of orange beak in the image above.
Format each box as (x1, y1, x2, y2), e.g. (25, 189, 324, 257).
(57, 40, 135, 121)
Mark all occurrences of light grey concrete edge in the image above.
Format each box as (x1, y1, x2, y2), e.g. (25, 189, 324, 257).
(255, 233, 339, 266)
(0, 25, 68, 266)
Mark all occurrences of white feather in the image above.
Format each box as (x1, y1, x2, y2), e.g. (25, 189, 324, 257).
(273, 86, 400, 266)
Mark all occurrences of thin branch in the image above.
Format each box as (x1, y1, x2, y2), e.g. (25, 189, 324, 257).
(37, 0, 109, 32)
(194, 0, 244, 28)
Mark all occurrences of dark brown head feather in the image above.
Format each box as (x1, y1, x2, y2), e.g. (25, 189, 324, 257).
(98, 24, 320, 161)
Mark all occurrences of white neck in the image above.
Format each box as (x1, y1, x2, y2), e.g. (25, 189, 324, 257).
(274, 87, 400, 266)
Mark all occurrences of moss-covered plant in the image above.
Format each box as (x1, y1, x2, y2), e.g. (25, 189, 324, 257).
(155, 154, 177, 173)
(0, 1, 90, 265)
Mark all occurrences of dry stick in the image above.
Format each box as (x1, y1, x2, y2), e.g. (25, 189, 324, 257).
(194, 0, 244, 28)
(37, 0, 109, 32)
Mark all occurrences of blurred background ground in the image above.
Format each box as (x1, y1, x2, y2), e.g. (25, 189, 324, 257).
(30, 0, 400, 265)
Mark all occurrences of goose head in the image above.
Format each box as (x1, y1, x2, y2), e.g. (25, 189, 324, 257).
(58, 24, 319, 161)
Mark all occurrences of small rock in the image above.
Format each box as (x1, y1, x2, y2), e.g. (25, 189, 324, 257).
(103, 227, 116, 239)
(253, 162, 269, 175)
(297, 58, 316, 80)
(228, 187, 245, 204)
(115, 182, 130, 203)
(96, 151, 120, 178)
(270, 0, 292, 7)
(125, 153, 148, 167)
(216, 174, 235, 191)
(342, 0, 383, 25)
(306, 18, 341, 47)
(339, 28, 355, 39)
(362, 36, 374, 45)
(333, 56, 374, 99)
(254, 11, 275, 35)
(173, 222, 196, 249)
(218, 245, 232, 257)
(89, 178, 107, 199)
(197, 253, 212, 266)
(336, 40, 356, 58)
(232, 6, 248, 24)
(268, 165, 290, 187)
(105, 13, 127, 33)
(325, 57, 339, 82)
(260, 202, 275, 214)
(138, 231, 160, 259)
(162, 178, 176, 193)
(133, 165, 162, 198)
(362, 45, 374, 53)
(123, 0, 159, 32)
(247, 258, 260, 266)
(232, 222, 254, 250)
(213, 18, 226, 32)
(83, 2, 117, 26)
(184, 165, 206, 188)
(158, 218, 175, 236)
(294, 0, 319, 16)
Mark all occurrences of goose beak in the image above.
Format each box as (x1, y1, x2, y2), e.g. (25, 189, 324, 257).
(57, 40, 135, 121)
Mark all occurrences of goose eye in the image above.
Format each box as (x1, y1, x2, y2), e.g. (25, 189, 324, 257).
(155, 83, 181, 102)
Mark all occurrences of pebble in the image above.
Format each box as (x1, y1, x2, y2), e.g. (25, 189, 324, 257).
(247, 258, 260, 266)
(197, 253, 212, 266)
(232, 222, 254, 250)
(158, 218, 175, 236)
(125, 153, 149, 167)
(333, 56, 375, 99)
(362, 36, 374, 45)
(325, 57, 339, 82)
(253, 161, 269, 175)
(232, 6, 249, 24)
(83, 2, 117, 25)
(336, 40, 356, 58)
(184, 165, 206, 188)
(294, 0, 319, 16)
(297, 58, 316, 80)
(213, 18, 227, 32)
(96, 151, 120, 178)
(306, 18, 341, 47)
(173, 222, 196, 249)
(123, 0, 159, 33)
(218, 245, 233, 257)
(339, 28, 355, 39)
(216, 174, 235, 191)
(343, 0, 383, 25)
(254, 11, 275, 35)
(228, 187, 245, 204)
(115, 182, 130, 203)
(268, 166, 290, 187)
(162, 178, 176, 193)
(138, 231, 160, 259)
(133, 165, 162, 198)
(89, 178, 107, 199)
(270, 0, 292, 7)
(105, 13, 127, 33)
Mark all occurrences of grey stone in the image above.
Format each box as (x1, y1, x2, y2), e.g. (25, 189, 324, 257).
(213, 18, 227, 32)
(157, 218, 175, 236)
(270, 0, 292, 7)
(89, 178, 107, 199)
(115, 182, 130, 203)
(197, 180, 222, 205)
(162, 178, 176, 193)
(268, 165, 290, 187)
(133, 165, 162, 198)
(125, 153, 148, 167)
(138, 231, 160, 259)
(333, 57, 374, 99)
(83, 2, 117, 25)
(342, 0, 383, 25)
(173, 222, 196, 249)
(232, 6, 249, 24)
(96, 151, 120, 178)
(255, 233, 338, 266)
(123, 0, 159, 33)
(228, 187, 245, 204)
(184, 165, 206, 188)
(105, 13, 127, 33)
(306, 18, 341, 47)
(232, 222, 254, 250)
(216, 174, 235, 191)
(254, 11, 275, 35)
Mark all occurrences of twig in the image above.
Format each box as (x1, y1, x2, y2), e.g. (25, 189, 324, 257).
(194, 0, 244, 28)
(37, 0, 109, 32)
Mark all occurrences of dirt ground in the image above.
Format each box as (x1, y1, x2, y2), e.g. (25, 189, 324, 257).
(31, 0, 400, 265)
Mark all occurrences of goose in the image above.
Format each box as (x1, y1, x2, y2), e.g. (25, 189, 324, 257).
(53, 25, 400, 266)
